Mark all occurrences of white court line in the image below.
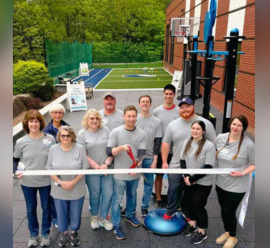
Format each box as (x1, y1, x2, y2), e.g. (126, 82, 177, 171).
(108, 74, 171, 77)
(84, 69, 104, 83)
(93, 88, 164, 91)
(101, 79, 171, 83)
(163, 67, 174, 76)
(93, 69, 114, 89)
(72, 68, 95, 82)
(112, 67, 164, 70)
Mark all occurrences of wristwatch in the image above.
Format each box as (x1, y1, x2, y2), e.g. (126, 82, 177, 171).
(105, 162, 110, 168)
(57, 181, 62, 187)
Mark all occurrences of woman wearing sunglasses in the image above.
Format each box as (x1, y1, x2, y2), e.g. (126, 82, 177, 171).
(77, 109, 114, 231)
(46, 126, 88, 247)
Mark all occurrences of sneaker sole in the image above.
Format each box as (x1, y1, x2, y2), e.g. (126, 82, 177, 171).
(99, 223, 113, 231)
(59, 243, 68, 247)
(28, 244, 38, 248)
(124, 218, 141, 227)
(191, 235, 207, 245)
(41, 242, 50, 247)
(91, 225, 100, 230)
(71, 241, 81, 247)
(183, 228, 198, 237)
(113, 232, 126, 240)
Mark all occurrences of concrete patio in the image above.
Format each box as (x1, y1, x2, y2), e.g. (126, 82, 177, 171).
(13, 89, 255, 248)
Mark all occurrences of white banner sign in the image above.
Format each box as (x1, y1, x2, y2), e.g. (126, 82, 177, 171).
(66, 81, 87, 112)
(171, 70, 183, 90)
(79, 62, 89, 76)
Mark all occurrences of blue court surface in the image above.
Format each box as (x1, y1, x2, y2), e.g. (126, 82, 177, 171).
(72, 68, 112, 87)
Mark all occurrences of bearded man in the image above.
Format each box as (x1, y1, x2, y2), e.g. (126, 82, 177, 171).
(161, 97, 216, 219)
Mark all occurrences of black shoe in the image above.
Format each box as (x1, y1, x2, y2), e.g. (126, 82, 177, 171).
(183, 225, 197, 237)
(191, 232, 207, 244)
(154, 200, 162, 209)
(59, 232, 69, 247)
(70, 232, 80, 247)
(121, 208, 137, 217)
(141, 208, 148, 217)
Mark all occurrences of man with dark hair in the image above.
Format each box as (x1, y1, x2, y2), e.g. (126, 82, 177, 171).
(136, 95, 162, 216)
(153, 84, 179, 208)
(162, 97, 216, 222)
(107, 105, 147, 240)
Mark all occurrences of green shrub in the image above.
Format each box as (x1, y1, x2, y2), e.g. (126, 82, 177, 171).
(13, 60, 55, 100)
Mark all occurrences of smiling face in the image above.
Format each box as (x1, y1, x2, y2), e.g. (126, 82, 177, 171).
(230, 118, 244, 136)
(139, 96, 151, 112)
(124, 110, 137, 129)
(87, 114, 100, 131)
(103, 96, 116, 111)
(163, 89, 175, 105)
(59, 130, 73, 145)
(179, 103, 195, 119)
(191, 123, 204, 140)
(51, 110, 64, 123)
(28, 118, 41, 133)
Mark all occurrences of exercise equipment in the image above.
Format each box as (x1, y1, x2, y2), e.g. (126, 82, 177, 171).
(143, 208, 188, 235)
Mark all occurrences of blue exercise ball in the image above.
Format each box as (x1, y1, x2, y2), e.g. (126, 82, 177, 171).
(143, 208, 188, 235)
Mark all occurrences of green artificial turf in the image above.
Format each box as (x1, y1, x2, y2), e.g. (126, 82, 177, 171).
(95, 68, 173, 89)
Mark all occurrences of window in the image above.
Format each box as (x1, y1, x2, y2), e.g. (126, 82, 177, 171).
(165, 25, 170, 62)
(169, 36, 175, 65)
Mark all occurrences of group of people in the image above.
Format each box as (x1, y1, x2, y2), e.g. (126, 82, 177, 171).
(13, 84, 255, 248)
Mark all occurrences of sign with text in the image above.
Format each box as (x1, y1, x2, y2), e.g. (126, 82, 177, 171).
(66, 81, 87, 112)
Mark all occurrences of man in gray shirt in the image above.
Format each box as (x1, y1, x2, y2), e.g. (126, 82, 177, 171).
(99, 92, 124, 132)
(107, 105, 147, 240)
(162, 97, 216, 219)
(136, 95, 162, 217)
(153, 84, 179, 208)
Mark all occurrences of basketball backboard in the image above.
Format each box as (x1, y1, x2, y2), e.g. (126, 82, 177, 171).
(171, 17, 200, 37)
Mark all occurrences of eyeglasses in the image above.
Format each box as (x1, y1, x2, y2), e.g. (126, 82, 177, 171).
(89, 117, 99, 121)
(52, 111, 64, 115)
(60, 134, 72, 139)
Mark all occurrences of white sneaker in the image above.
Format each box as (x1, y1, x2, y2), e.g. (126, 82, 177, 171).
(91, 216, 99, 229)
(99, 218, 113, 231)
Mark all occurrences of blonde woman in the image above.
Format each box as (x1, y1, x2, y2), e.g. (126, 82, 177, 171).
(77, 109, 114, 231)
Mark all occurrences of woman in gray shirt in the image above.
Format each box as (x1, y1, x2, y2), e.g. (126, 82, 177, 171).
(77, 109, 114, 231)
(13, 110, 55, 247)
(46, 126, 88, 247)
(180, 120, 216, 245)
(215, 115, 255, 248)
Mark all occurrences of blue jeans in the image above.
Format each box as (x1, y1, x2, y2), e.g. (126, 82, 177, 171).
(54, 197, 85, 232)
(111, 178, 140, 226)
(21, 185, 51, 237)
(141, 158, 154, 210)
(50, 196, 57, 225)
(85, 174, 113, 219)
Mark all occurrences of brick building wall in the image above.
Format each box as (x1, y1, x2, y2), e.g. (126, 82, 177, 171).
(164, 0, 255, 136)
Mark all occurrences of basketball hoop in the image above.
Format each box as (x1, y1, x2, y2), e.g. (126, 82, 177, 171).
(175, 31, 185, 37)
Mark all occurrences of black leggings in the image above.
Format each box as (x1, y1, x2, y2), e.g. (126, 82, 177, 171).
(216, 185, 245, 237)
(181, 184, 212, 229)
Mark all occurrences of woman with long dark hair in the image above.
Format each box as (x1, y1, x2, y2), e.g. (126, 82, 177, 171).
(215, 115, 255, 248)
(180, 120, 216, 245)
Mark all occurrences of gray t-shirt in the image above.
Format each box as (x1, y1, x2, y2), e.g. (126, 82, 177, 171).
(77, 126, 110, 165)
(153, 104, 179, 154)
(13, 133, 56, 187)
(45, 143, 88, 200)
(215, 133, 255, 193)
(107, 125, 147, 181)
(136, 114, 162, 159)
(163, 115, 216, 168)
(99, 108, 124, 132)
(180, 139, 216, 186)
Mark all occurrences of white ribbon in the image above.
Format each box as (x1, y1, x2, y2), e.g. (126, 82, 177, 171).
(19, 168, 234, 176)
(17, 167, 253, 227)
